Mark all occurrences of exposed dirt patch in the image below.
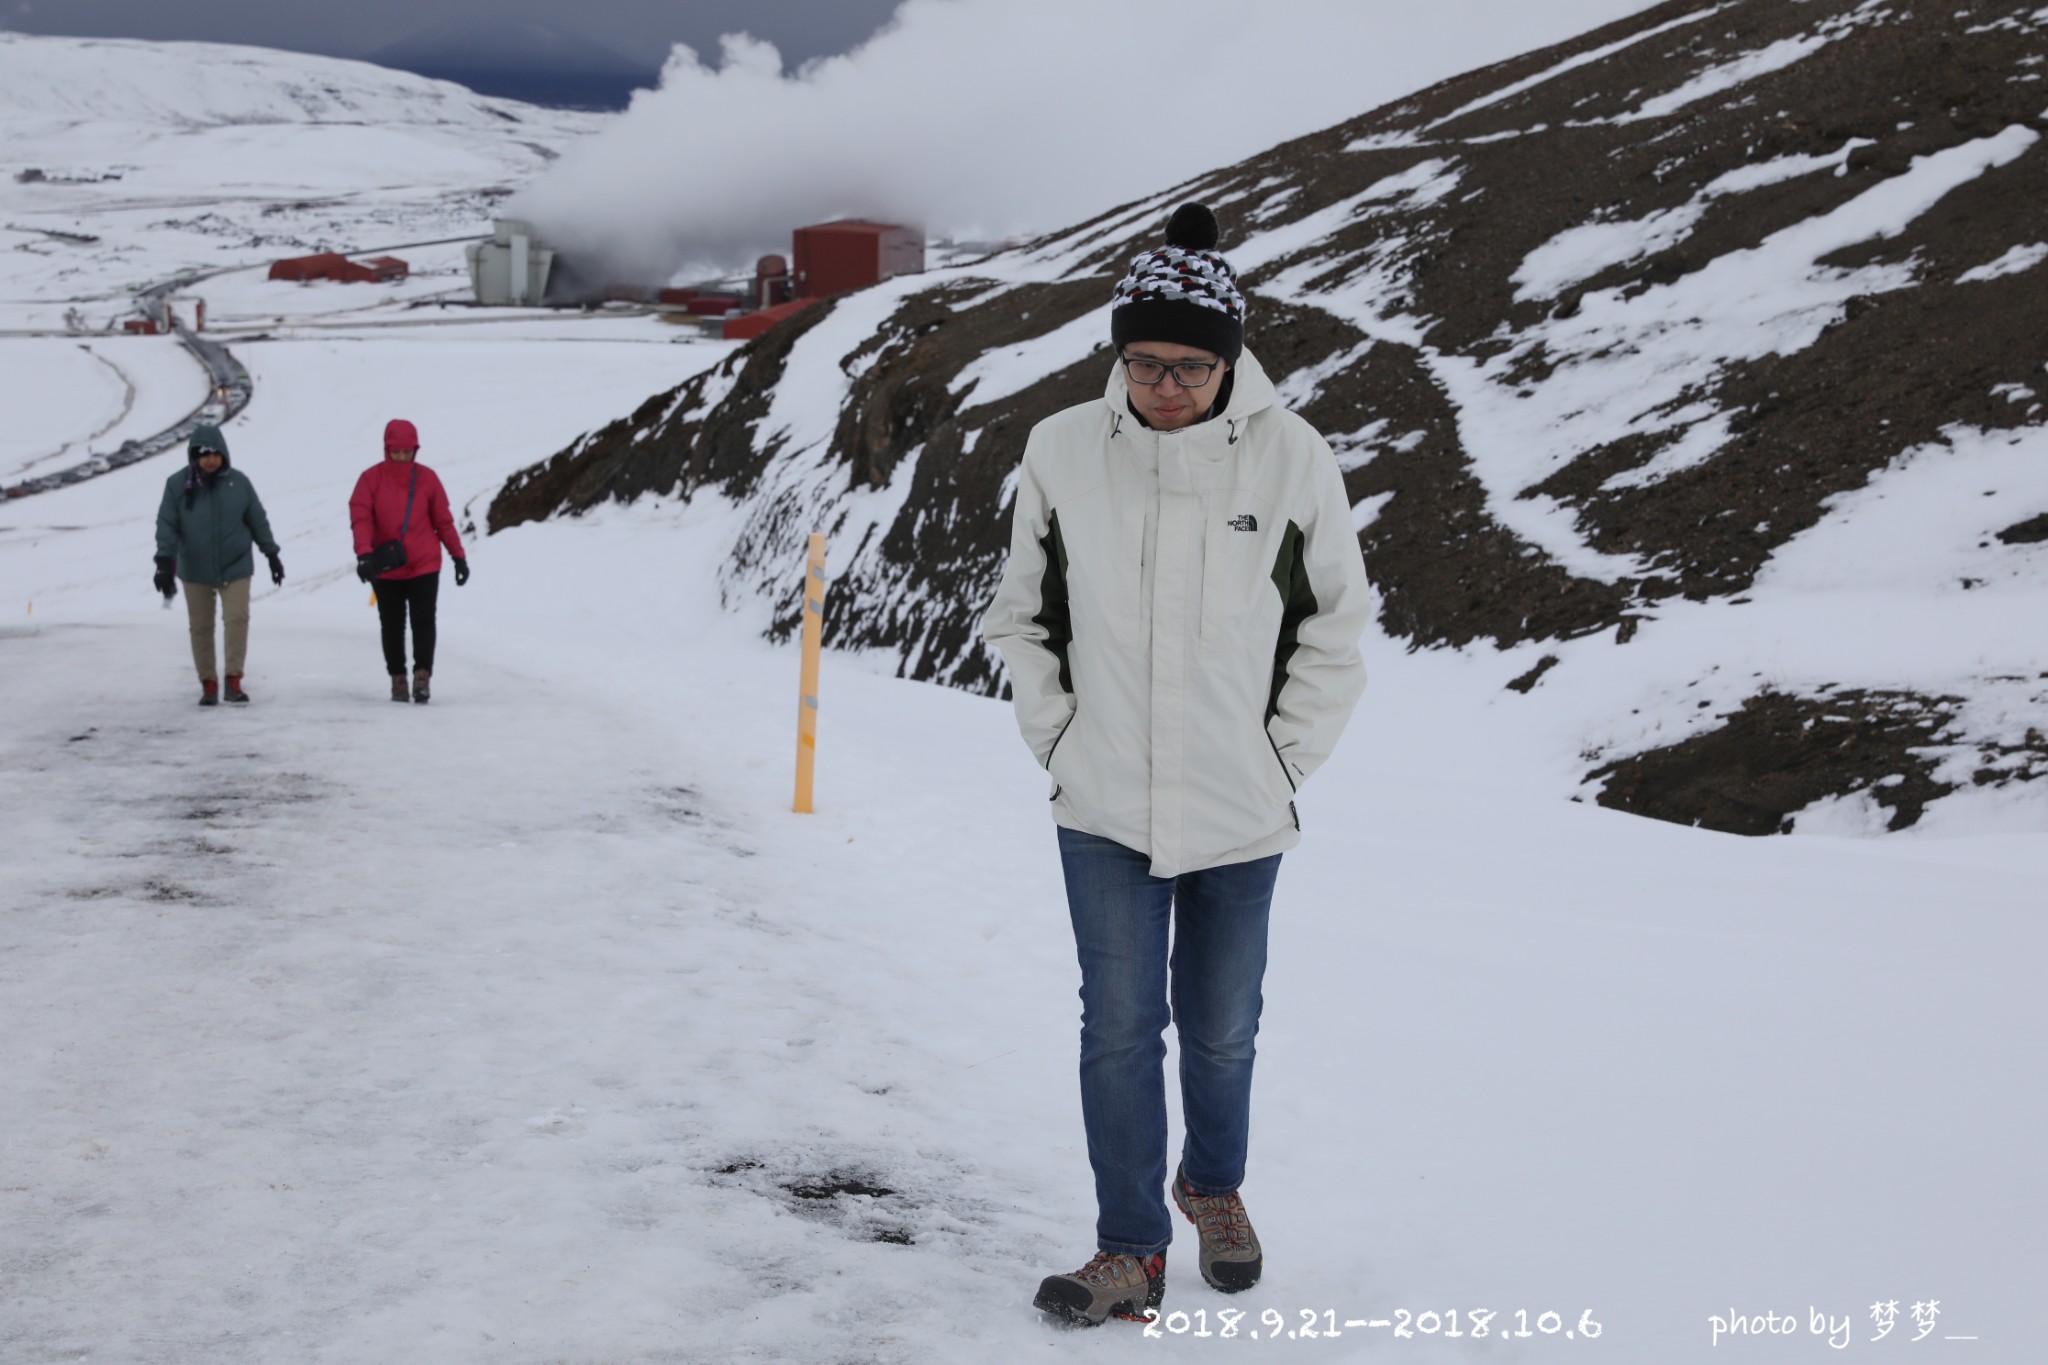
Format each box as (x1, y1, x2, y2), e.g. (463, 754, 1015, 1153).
(708, 1156, 919, 1246)
(785, 1176, 895, 1201)
(1506, 655, 1560, 694)
(1997, 513, 2048, 545)
(1588, 689, 1967, 834)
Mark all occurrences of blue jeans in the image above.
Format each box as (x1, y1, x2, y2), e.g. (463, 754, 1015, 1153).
(1056, 826, 1280, 1256)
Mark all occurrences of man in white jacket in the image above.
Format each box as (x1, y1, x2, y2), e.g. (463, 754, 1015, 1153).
(984, 203, 1371, 1326)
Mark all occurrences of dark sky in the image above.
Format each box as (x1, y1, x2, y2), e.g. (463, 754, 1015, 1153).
(0, 0, 908, 71)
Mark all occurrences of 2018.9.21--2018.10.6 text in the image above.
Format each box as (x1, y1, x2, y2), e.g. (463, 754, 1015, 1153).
(1141, 1306, 1603, 1341)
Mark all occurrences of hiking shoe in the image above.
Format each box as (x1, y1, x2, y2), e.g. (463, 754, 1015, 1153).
(390, 674, 410, 703)
(223, 674, 249, 704)
(1033, 1251, 1165, 1327)
(412, 668, 431, 704)
(199, 679, 219, 707)
(1172, 1166, 1263, 1293)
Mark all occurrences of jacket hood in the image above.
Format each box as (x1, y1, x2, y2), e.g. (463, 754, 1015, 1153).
(187, 423, 230, 466)
(1102, 346, 1276, 429)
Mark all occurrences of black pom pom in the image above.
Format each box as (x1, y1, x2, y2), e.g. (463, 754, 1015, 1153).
(1165, 202, 1219, 252)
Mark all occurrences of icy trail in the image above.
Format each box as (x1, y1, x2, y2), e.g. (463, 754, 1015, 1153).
(4, 538, 2043, 1361)
(1, 618, 1081, 1362)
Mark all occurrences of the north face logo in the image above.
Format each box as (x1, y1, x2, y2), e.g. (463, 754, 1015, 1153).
(1228, 514, 1258, 532)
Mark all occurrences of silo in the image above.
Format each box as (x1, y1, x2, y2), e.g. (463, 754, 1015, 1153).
(467, 220, 556, 305)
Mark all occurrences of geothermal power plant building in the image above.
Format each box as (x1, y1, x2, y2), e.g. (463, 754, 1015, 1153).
(467, 220, 555, 306)
(465, 217, 923, 311)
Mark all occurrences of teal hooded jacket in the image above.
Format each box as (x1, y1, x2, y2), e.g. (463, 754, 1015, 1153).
(154, 424, 280, 586)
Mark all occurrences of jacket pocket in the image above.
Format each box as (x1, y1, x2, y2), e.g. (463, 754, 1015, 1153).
(1265, 731, 1302, 831)
(1045, 710, 1075, 799)
(1265, 729, 1297, 795)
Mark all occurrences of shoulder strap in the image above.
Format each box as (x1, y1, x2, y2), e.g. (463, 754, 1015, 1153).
(399, 463, 419, 537)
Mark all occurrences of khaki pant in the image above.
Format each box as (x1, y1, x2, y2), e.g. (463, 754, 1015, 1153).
(184, 577, 251, 680)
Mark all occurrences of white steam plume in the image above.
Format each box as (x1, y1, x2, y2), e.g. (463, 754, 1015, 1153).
(509, 0, 1664, 283)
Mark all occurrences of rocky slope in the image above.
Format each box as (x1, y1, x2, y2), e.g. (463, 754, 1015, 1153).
(489, 0, 2048, 834)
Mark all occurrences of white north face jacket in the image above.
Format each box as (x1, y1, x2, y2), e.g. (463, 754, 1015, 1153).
(982, 347, 1371, 877)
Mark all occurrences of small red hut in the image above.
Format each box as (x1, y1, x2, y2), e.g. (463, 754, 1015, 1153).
(268, 252, 408, 283)
(792, 221, 923, 299)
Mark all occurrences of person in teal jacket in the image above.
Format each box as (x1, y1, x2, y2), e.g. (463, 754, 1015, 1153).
(153, 423, 283, 706)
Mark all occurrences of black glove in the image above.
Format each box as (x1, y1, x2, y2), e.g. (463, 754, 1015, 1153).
(267, 551, 285, 587)
(453, 558, 470, 587)
(355, 553, 375, 584)
(153, 555, 176, 599)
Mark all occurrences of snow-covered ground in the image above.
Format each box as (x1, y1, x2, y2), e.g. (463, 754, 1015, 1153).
(7, 426, 2044, 1364)
(1, 28, 2043, 1365)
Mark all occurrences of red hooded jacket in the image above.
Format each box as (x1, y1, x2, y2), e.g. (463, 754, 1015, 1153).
(349, 455, 465, 580)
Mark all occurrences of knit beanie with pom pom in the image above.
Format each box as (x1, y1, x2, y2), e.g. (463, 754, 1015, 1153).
(1109, 202, 1245, 363)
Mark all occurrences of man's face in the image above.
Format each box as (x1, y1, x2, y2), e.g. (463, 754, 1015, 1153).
(1121, 341, 1229, 431)
(388, 447, 417, 463)
(195, 451, 224, 474)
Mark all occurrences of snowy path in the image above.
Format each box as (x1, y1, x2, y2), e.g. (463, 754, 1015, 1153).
(5, 573, 2043, 1363)
(0, 619, 1074, 1362)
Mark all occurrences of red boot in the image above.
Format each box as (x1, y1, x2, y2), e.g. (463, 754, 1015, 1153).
(199, 679, 219, 707)
(223, 674, 250, 704)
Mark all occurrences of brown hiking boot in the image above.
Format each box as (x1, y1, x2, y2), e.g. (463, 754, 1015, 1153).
(223, 674, 249, 704)
(412, 668, 431, 704)
(1033, 1250, 1165, 1327)
(390, 674, 410, 703)
(199, 679, 219, 707)
(1172, 1166, 1262, 1292)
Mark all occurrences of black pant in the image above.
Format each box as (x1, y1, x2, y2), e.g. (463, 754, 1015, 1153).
(376, 571, 439, 675)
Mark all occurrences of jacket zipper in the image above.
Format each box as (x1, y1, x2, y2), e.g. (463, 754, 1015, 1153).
(213, 476, 228, 585)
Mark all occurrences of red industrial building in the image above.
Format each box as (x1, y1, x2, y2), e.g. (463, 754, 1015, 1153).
(648, 221, 921, 342)
(792, 221, 923, 299)
(268, 253, 409, 284)
(722, 298, 820, 341)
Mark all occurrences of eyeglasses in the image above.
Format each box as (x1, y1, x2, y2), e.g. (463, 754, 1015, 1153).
(193, 448, 224, 457)
(1120, 354, 1220, 388)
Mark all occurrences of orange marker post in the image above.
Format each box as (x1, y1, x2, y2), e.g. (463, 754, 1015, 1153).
(793, 533, 826, 813)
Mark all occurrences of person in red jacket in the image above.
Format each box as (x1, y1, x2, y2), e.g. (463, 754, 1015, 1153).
(349, 418, 469, 703)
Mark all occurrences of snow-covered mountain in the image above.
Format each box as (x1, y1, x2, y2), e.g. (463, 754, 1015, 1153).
(0, 33, 601, 315)
(490, 0, 2048, 836)
(0, 31, 590, 133)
